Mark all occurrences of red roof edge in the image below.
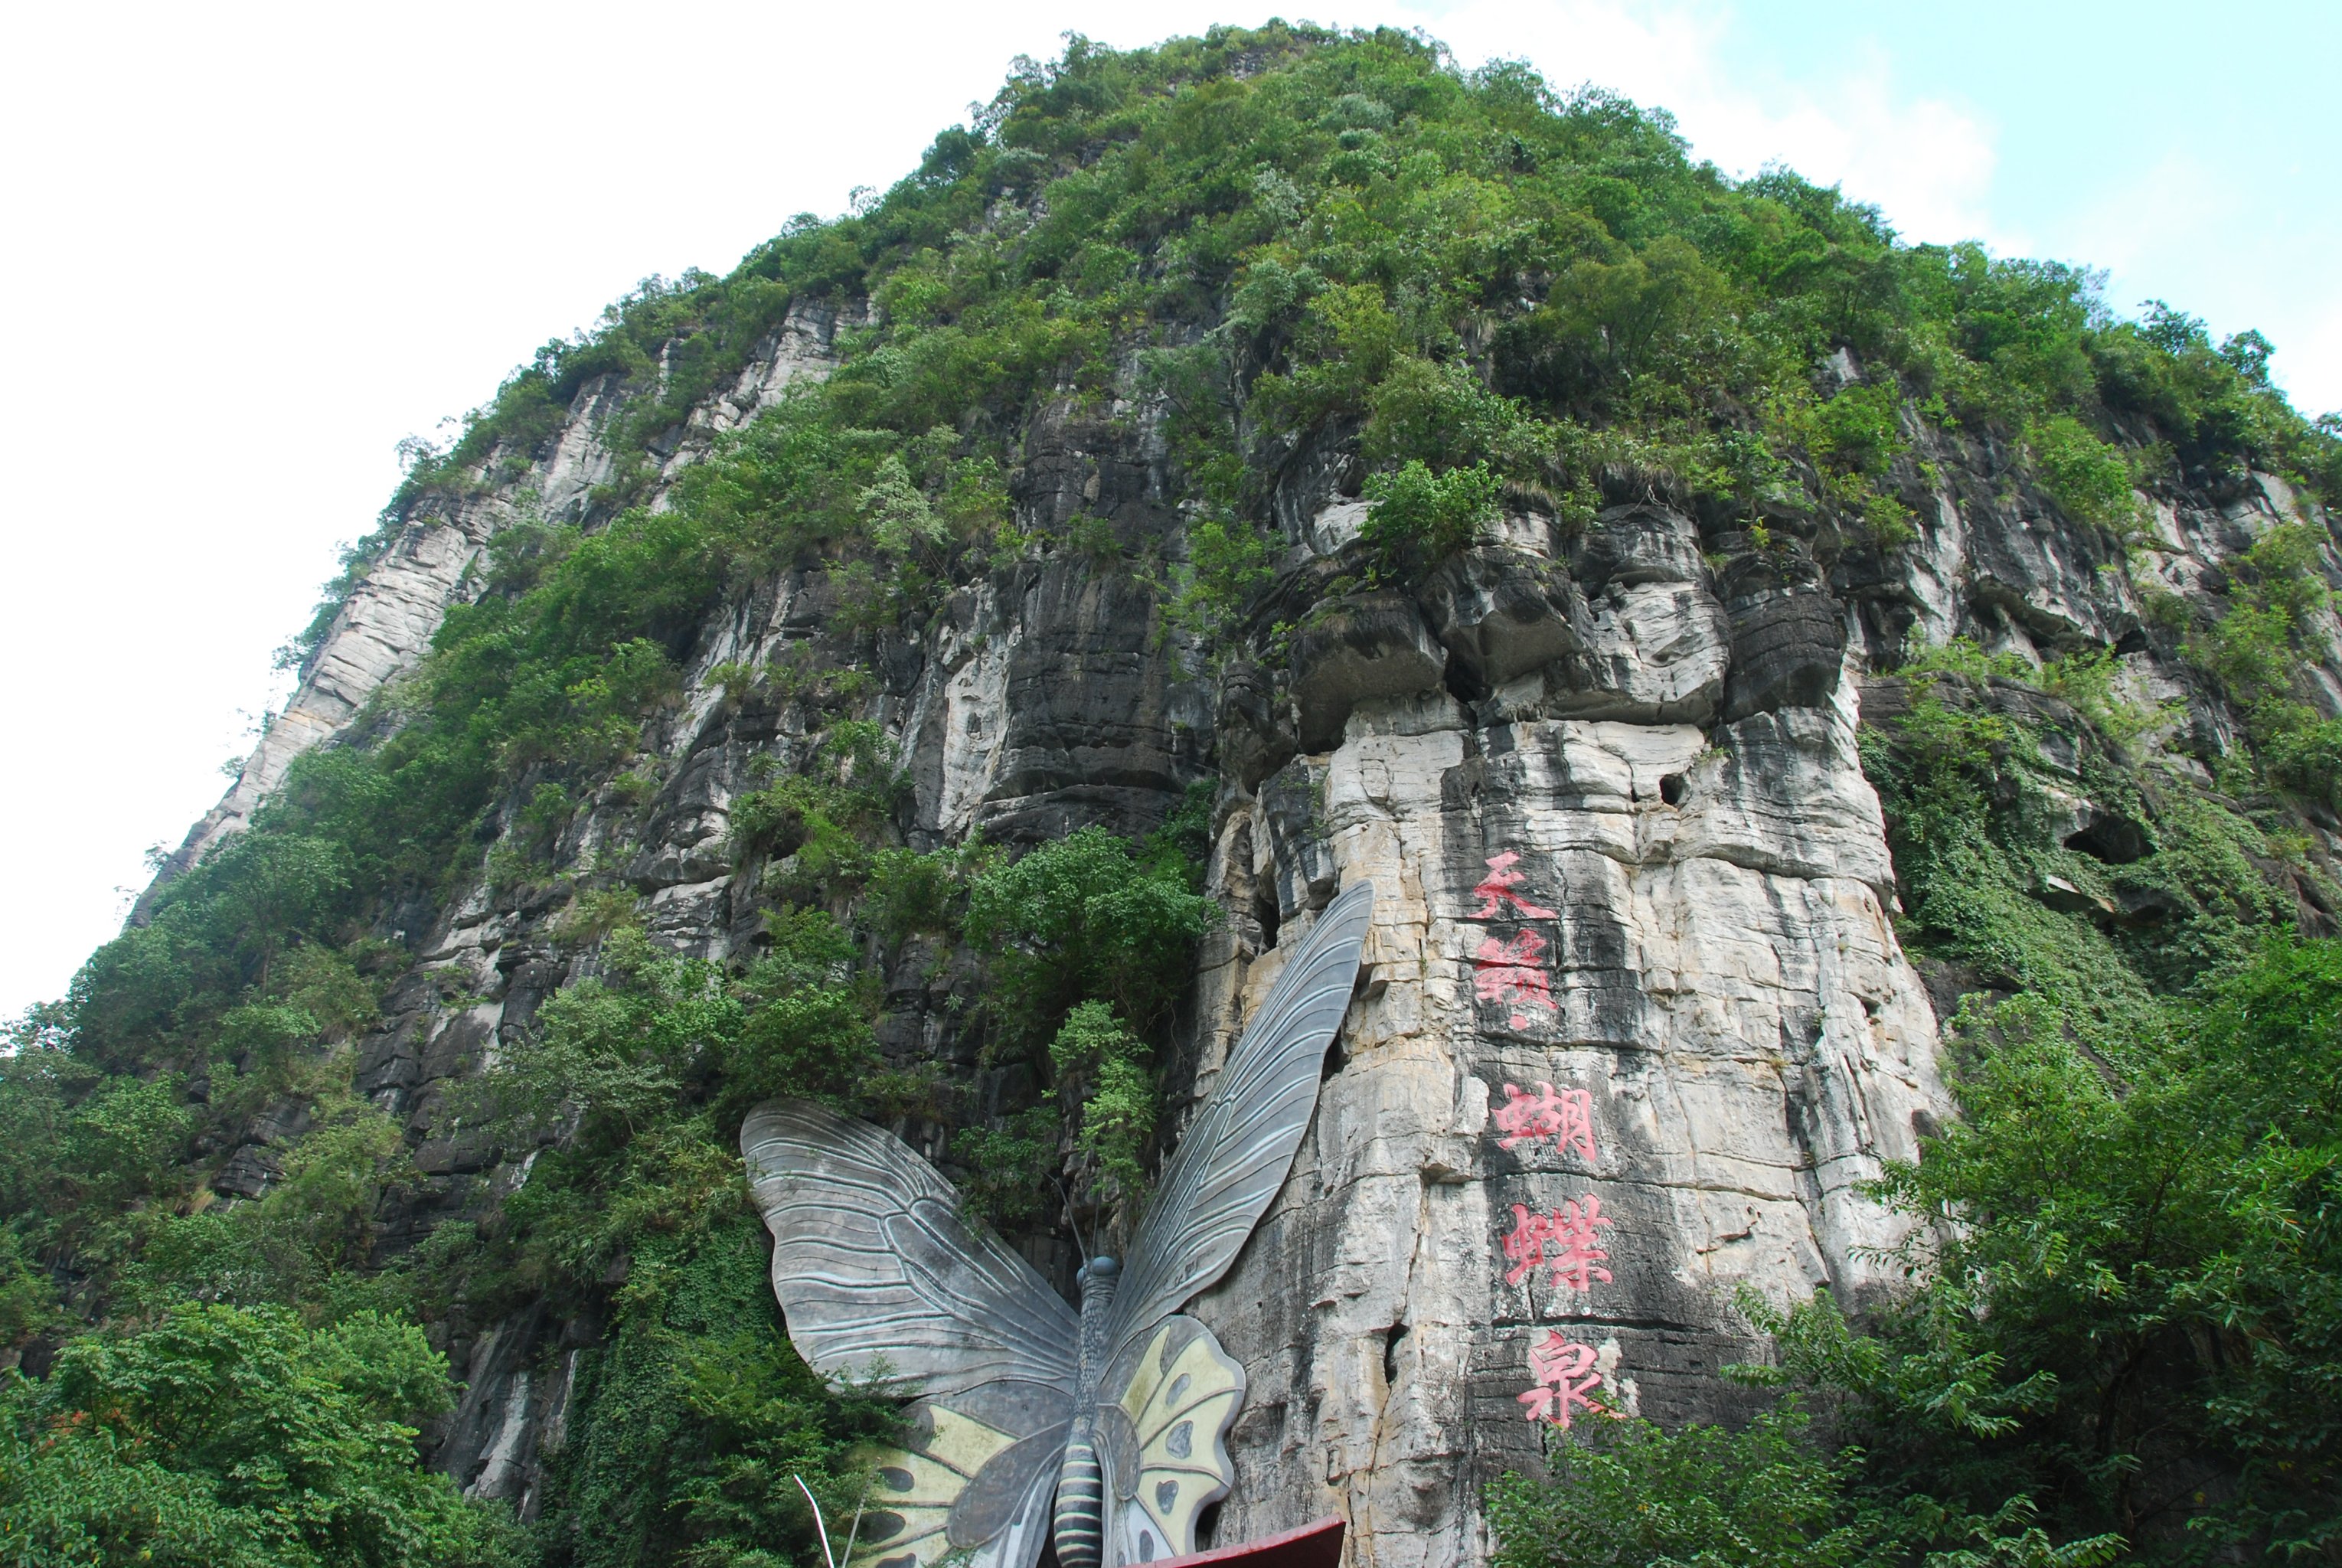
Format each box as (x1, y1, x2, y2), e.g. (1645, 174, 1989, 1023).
(1151, 1515, 1345, 1568)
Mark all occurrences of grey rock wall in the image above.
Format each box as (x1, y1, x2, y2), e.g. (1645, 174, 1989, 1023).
(152, 325, 2342, 1561)
(1182, 494, 1947, 1566)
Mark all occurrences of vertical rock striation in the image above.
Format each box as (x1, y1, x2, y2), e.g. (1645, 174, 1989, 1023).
(148, 309, 2339, 1560)
(1181, 497, 1949, 1566)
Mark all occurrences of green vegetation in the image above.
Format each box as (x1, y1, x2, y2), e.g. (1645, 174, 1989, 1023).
(0, 1302, 518, 1566)
(535, 1214, 897, 1568)
(1635, 638, 2342, 1560)
(2172, 522, 2342, 810)
(1360, 459, 1503, 564)
(1489, 1395, 2117, 1568)
(963, 824, 1216, 1049)
(1047, 1001, 1158, 1204)
(1693, 936, 2342, 1561)
(7, 21, 2341, 1568)
(1498, 936, 2342, 1563)
(1860, 651, 2313, 1037)
(1845, 943, 2342, 1554)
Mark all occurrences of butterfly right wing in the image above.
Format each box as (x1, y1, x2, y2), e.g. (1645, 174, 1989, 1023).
(1093, 1315, 1247, 1566)
(1109, 881, 1377, 1347)
(740, 1098, 1081, 1399)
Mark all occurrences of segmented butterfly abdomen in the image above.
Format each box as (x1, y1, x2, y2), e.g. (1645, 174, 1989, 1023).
(1053, 1430, 1106, 1568)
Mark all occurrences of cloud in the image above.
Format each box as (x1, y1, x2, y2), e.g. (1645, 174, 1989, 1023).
(2037, 149, 2342, 413)
(2275, 305, 2342, 419)
(1398, 0, 2005, 247)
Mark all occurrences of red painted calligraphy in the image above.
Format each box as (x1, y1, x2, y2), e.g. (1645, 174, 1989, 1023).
(1501, 1196, 1615, 1291)
(1491, 1082, 1597, 1162)
(1517, 1331, 1605, 1429)
(1474, 929, 1555, 1028)
(1472, 851, 1557, 920)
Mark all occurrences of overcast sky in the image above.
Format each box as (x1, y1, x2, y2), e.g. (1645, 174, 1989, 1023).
(3, 0, 2335, 1018)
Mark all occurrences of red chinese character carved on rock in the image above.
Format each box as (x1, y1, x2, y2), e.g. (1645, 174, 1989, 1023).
(1517, 1331, 1605, 1429)
(1474, 929, 1555, 1028)
(1491, 1082, 1597, 1163)
(1472, 852, 1557, 920)
(1501, 1195, 1615, 1291)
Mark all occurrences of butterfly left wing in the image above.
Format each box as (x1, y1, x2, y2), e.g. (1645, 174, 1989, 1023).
(741, 1099, 1080, 1568)
(740, 1098, 1080, 1398)
(1092, 1315, 1247, 1566)
(852, 1381, 1066, 1568)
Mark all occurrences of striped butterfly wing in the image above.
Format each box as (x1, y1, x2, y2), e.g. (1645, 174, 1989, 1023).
(851, 1382, 1067, 1568)
(741, 1099, 1080, 1397)
(1093, 1316, 1246, 1566)
(1108, 881, 1377, 1350)
(742, 1099, 1080, 1568)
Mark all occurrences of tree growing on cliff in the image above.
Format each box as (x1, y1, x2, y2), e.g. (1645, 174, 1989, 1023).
(0, 1302, 520, 1567)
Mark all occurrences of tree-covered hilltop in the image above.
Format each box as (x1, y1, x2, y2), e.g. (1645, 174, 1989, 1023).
(9, 21, 2342, 1567)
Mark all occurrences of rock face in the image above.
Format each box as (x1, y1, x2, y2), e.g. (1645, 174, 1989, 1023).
(1183, 517, 1942, 1563)
(152, 322, 2341, 1560)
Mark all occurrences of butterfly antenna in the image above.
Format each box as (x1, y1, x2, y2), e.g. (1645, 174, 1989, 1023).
(1055, 1174, 1089, 1262)
(794, 1474, 838, 1568)
(841, 1481, 867, 1567)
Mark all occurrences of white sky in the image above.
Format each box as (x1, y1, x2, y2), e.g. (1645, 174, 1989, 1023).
(3, 0, 2335, 1018)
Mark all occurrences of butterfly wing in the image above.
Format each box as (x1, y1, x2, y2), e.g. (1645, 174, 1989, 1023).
(741, 1099, 1080, 1568)
(1109, 880, 1377, 1347)
(851, 1382, 1066, 1568)
(1093, 1316, 1247, 1566)
(741, 1098, 1081, 1397)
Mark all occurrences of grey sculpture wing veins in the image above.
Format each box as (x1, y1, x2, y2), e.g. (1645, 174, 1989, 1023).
(740, 1098, 1080, 1398)
(1106, 880, 1376, 1355)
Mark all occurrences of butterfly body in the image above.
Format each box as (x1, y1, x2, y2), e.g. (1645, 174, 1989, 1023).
(743, 881, 1377, 1568)
(1053, 1259, 1120, 1568)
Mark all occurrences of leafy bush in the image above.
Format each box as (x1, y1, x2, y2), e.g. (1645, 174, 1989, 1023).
(1895, 636, 2036, 683)
(964, 825, 1215, 1048)
(2028, 413, 2141, 534)
(122, 1105, 415, 1310)
(1772, 381, 1916, 545)
(1720, 939, 2342, 1559)
(2179, 522, 2342, 799)
(1489, 1389, 2118, 1568)
(541, 1214, 898, 1568)
(727, 722, 903, 895)
(1861, 678, 2300, 1047)
(1048, 1001, 1155, 1202)
(1169, 511, 1275, 641)
(1488, 1403, 1868, 1568)
(2262, 716, 2342, 808)
(475, 917, 873, 1161)
(1360, 459, 1501, 563)
(952, 1103, 1062, 1230)
(0, 1302, 517, 1567)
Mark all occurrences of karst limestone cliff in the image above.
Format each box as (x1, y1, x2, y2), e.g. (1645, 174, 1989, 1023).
(151, 321, 2336, 1563)
(90, 24, 2342, 1564)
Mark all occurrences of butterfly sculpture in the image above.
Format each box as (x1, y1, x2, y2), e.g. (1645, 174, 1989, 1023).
(741, 880, 1376, 1568)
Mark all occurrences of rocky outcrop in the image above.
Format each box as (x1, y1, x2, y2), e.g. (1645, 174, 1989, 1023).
(150, 511, 493, 897)
(1184, 582, 1939, 1566)
(150, 305, 2342, 1562)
